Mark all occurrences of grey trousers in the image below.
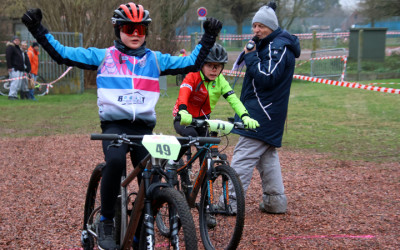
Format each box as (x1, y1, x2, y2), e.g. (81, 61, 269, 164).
(229, 136, 287, 213)
(8, 69, 27, 98)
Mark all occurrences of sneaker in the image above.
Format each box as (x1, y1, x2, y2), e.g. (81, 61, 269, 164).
(259, 201, 286, 214)
(206, 213, 217, 228)
(215, 201, 237, 216)
(96, 219, 117, 250)
(8, 96, 19, 100)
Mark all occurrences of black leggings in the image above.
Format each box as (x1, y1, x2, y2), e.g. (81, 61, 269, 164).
(173, 119, 209, 160)
(100, 120, 152, 219)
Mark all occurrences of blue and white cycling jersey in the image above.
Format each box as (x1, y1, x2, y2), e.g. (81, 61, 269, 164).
(31, 29, 214, 127)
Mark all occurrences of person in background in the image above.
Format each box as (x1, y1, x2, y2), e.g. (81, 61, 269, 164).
(5, 36, 24, 100)
(229, 2, 301, 214)
(27, 42, 40, 100)
(179, 48, 187, 57)
(22, 3, 222, 249)
(19, 41, 32, 99)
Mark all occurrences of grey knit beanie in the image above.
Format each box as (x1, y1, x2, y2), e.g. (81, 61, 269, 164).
(252, 6, 279, 31)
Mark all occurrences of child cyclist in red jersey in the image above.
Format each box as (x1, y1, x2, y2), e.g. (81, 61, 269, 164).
(173, 43, 259, 138)
(22, 3, 222, 249)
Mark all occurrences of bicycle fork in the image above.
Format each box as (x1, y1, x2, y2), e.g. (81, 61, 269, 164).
(143, 162, 181, 249)
(142, 168, 156, 249)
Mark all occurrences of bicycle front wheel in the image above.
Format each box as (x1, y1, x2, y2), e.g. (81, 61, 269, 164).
(199, 164, 245, 250)
(0, 76, 10, 96)
(140, 187, 198, 250)
(34, 75, 48, 96)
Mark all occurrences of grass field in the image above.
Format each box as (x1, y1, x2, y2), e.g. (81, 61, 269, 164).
(0, 76, 399, 163)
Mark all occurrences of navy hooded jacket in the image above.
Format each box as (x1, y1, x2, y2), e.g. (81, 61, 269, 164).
(234, 28, 301, 147)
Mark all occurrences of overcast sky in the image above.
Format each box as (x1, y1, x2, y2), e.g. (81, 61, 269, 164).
(339, 0, 359, 10)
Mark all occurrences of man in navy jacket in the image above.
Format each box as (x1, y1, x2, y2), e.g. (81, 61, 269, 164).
(230, 3, 300, 214)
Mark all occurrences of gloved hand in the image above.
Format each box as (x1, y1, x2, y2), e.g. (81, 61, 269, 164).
(21, 8, 43, 31)
(242, 115, 260, 130)
(203, 17, 222, 37)
(178, 110, 193, 126)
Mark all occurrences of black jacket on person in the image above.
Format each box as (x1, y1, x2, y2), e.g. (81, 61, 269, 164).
(6, 43, 31, 73)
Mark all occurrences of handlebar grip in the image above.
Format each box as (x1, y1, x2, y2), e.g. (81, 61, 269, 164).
(90, 133, 119, 140)
(197, 137, 221, 144)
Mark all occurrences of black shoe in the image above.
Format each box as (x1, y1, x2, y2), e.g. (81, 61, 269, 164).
(96, 219, 117, 250)
(216, 202, 237, 216)
(206, 211, 217, 228)
(206, 213, 216, 228)
(8, 96, 19, 100)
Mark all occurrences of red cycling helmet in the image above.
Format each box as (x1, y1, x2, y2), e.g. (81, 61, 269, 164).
(112, 2, 152, 25)
(112, 2, 152, 38)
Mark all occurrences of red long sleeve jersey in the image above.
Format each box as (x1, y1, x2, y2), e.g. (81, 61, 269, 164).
(172, 71, 248, 119)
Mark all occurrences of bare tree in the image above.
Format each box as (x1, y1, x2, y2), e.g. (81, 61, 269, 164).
(197, 0, 321, 34)
(141, 0, 194, 54)
(219, 0, 261, 35)
(5, 0, 195, 86)
(358, 0, 400, 27)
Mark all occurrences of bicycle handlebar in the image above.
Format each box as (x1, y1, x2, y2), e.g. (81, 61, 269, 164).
(193, 136, 221, 144)
(91, 133, 221, 145)
(91, 134, 145, 141)
(191, 118, 253, 131)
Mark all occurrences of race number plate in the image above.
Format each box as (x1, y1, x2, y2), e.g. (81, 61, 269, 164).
(142, 135, 181, 160)
(206, 120, 234, 136)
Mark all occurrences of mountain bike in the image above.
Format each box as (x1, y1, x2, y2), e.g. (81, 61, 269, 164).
(81, 133, 199, 250)
(0, 74, 47, 96)
(156, 119, 248, 250)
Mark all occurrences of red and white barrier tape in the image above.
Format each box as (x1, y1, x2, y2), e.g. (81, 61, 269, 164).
(222, 69, 399, 94)
(222, 69, 245, 77)
(0, 75, 27, 83)
(368, 82, 400, 85)
(0, 67, 73, 95)
(293, 74, 400, 94)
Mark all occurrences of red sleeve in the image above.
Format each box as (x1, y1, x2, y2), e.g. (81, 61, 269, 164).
(177, 72, 197, 109)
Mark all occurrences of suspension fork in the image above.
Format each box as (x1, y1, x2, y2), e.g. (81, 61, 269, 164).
(142, 168, 155, 249)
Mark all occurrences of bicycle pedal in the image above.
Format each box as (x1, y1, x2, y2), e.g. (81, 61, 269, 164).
(219, 154, 227, 160)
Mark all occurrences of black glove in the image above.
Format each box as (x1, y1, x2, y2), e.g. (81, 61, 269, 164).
(21, 8, 43, 31)
(203, 17, 222, 37)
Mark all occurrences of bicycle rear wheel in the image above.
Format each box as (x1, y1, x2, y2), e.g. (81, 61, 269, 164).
(140, 187, 198, 249)
(34, 75, 48, 96)
(199, 164, 245, 250)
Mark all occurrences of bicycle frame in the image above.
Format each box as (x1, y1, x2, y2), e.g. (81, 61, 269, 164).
(177, 141, 227, 208)
(87, 134, 180, 250)
(121, 155, 174, 249)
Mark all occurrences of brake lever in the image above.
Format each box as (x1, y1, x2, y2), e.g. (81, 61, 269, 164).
(234, 122, 257, 132)
(107, 139, 123, 150)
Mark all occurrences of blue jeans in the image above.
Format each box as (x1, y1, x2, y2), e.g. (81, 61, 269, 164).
(29, 74, 37, 99)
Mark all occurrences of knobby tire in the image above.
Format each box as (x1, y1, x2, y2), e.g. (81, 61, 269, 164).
(140, 187, 198, 250)
(199, 164, 245, 250)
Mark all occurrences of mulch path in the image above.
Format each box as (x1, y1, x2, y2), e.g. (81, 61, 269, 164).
(0, 135, 398, 249)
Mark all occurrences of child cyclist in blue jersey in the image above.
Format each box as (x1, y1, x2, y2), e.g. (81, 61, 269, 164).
(22, 3, 222, 249)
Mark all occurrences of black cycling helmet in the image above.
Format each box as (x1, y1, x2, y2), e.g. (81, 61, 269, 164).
(205, 43, 228, 64)
(112, 2, 152, 25)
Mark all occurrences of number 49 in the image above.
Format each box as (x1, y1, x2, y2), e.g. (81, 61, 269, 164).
(156, 144, 171, 156)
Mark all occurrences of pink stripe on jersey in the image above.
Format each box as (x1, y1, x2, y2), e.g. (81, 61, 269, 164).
(134, 78, 160, 93)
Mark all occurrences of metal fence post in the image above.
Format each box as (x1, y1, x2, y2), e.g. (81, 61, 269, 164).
(357, 29, 363, 81)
